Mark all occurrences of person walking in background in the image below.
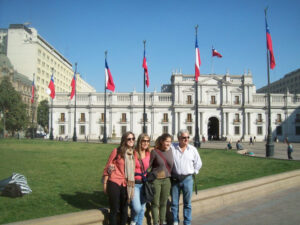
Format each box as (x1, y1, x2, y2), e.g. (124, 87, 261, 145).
(249, 136, 254, 145)
(102, 132, 136, 225)
(150, 133, 174, 225)
(286, 139, 294, 160)
(171, 129, 202, 225)
(130, 133, 151, 225)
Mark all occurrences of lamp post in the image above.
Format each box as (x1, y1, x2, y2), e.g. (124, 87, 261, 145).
(143, 40, 147, 133)
(72, 63, 78, 142)
(31, 73, 35, 139)
(103, 53, 108, 143)
(49, 68, 54, 140)
(194, 25, 201, 148)
(265, 8, 274, 157)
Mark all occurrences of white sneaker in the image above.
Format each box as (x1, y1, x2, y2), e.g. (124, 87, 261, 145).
(130, 222, 136, 225)
(173, 222, 179, 225)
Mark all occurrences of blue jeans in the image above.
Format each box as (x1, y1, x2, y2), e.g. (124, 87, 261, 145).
(131, 183, 146, 225)
(171, 175, 193, 225)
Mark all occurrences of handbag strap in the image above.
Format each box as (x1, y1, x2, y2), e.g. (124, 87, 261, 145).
(155, 149, 171, 174)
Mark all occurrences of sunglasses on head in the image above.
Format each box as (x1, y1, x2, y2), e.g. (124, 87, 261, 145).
(181, 136, 190, 140)
(127, 137, 135, 141)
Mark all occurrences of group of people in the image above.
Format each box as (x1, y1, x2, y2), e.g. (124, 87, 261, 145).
(102, 129, 202, 225)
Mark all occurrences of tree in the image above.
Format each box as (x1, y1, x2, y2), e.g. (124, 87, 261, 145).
(37, 100, 49, 133)
(0, 77, 29, 136)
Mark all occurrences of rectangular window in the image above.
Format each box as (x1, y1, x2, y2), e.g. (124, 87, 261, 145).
(296, 114, 300, 122)
(163, 113, 168, 122)
(187, 126, 192, 135)
(234, 126, 240, 135)
(234, 113, 240, 122)
(60, 113, 65, 122)
(234, 96, 240, 104)
(162, 126, 168, 134)
(121, 113, 126, 122)
(121, 126, 127, 135)
(296, 126, 300, 135)
(211, 96, 216, 104)
(187, 113, 193, 122)
(59, 125, 65, 135)
(80, 113, 85, 122)
(101, 113, 104, 122)
(276, 114, 282, 123)
(187, 95, 192, 104)
(257, 126, 263, 135)
(257, 114, 262, 122)
(80, 125, 85, 135)
(276, 126, 282, 136)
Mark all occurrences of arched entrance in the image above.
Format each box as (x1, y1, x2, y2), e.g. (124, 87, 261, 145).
(208, 117, 219, 140)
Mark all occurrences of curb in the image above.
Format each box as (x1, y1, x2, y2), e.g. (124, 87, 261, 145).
(6, 169, 300, 225)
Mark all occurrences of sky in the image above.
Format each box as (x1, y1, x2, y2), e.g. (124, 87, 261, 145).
(0, 0, 299, 93)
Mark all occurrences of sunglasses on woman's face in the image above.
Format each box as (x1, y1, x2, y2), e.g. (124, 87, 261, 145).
(127, 137, 135, 141)
(141, 140, 150, 143)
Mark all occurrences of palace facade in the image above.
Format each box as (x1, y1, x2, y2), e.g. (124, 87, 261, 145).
(51, 72, 300, 142)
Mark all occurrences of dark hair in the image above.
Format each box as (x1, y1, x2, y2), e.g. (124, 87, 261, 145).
(117, 131, 135, 158)
(135, 133, 150, 159)
(155, 133, 172, 150)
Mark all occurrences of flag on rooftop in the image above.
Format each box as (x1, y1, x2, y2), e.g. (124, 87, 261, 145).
(212, 47, 222, 58)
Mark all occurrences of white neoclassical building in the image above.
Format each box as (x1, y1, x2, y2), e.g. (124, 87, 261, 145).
(50, 72, 300, 142)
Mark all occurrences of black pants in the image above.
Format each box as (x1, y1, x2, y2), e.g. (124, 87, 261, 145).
(107, 180, 128, 225)
(288, 151, 293, 160)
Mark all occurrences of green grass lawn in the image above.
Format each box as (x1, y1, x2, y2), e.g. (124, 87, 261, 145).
(0, 139, 300, 224)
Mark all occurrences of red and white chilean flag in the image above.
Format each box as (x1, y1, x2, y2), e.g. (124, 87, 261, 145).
(70, 72, 76, 100)
(195, 36, 201, 81)
(266, 18, 276, 69)
(31, 77, 35, 103)
(143, 49, 149, 87)
(47, 74, 55, 99)
(105, 59, 115, 92)
(212, 47, 222, 58)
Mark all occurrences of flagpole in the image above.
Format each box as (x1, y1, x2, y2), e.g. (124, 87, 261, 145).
(103, 51, 108, 143)
(50, 68, 54, 140)
(194, 25, 201, 148)
(143, 40, 146, 133)
(73, 63, 78, 142)
(31, 73, 35, 139)
(265, 7, 274, 157)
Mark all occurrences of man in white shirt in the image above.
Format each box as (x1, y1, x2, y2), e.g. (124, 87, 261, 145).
(171, 129, 202, 225)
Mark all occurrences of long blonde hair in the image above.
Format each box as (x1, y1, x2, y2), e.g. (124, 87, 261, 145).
(135, 133, 150, 159)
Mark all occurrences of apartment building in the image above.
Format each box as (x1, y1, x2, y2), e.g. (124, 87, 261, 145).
(0, 24, 95, 102)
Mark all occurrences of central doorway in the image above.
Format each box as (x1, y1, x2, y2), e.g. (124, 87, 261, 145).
(208, 117, 219, 140)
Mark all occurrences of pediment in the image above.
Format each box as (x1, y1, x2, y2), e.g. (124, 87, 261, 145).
(230, 87, 243, 93)
(199, 76, 221, 85)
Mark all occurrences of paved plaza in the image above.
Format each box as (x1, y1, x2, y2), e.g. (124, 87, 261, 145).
(200, 140, 300, 161)
(194, 186, 300, 225)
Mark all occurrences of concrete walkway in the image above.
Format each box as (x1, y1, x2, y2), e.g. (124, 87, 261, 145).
(200, 141, 300, 160)
(194, 186, 300, 225)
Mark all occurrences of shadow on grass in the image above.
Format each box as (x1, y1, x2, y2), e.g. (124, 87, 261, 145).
(60, 191, 108, 210)
(60, 191, 110, 224)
